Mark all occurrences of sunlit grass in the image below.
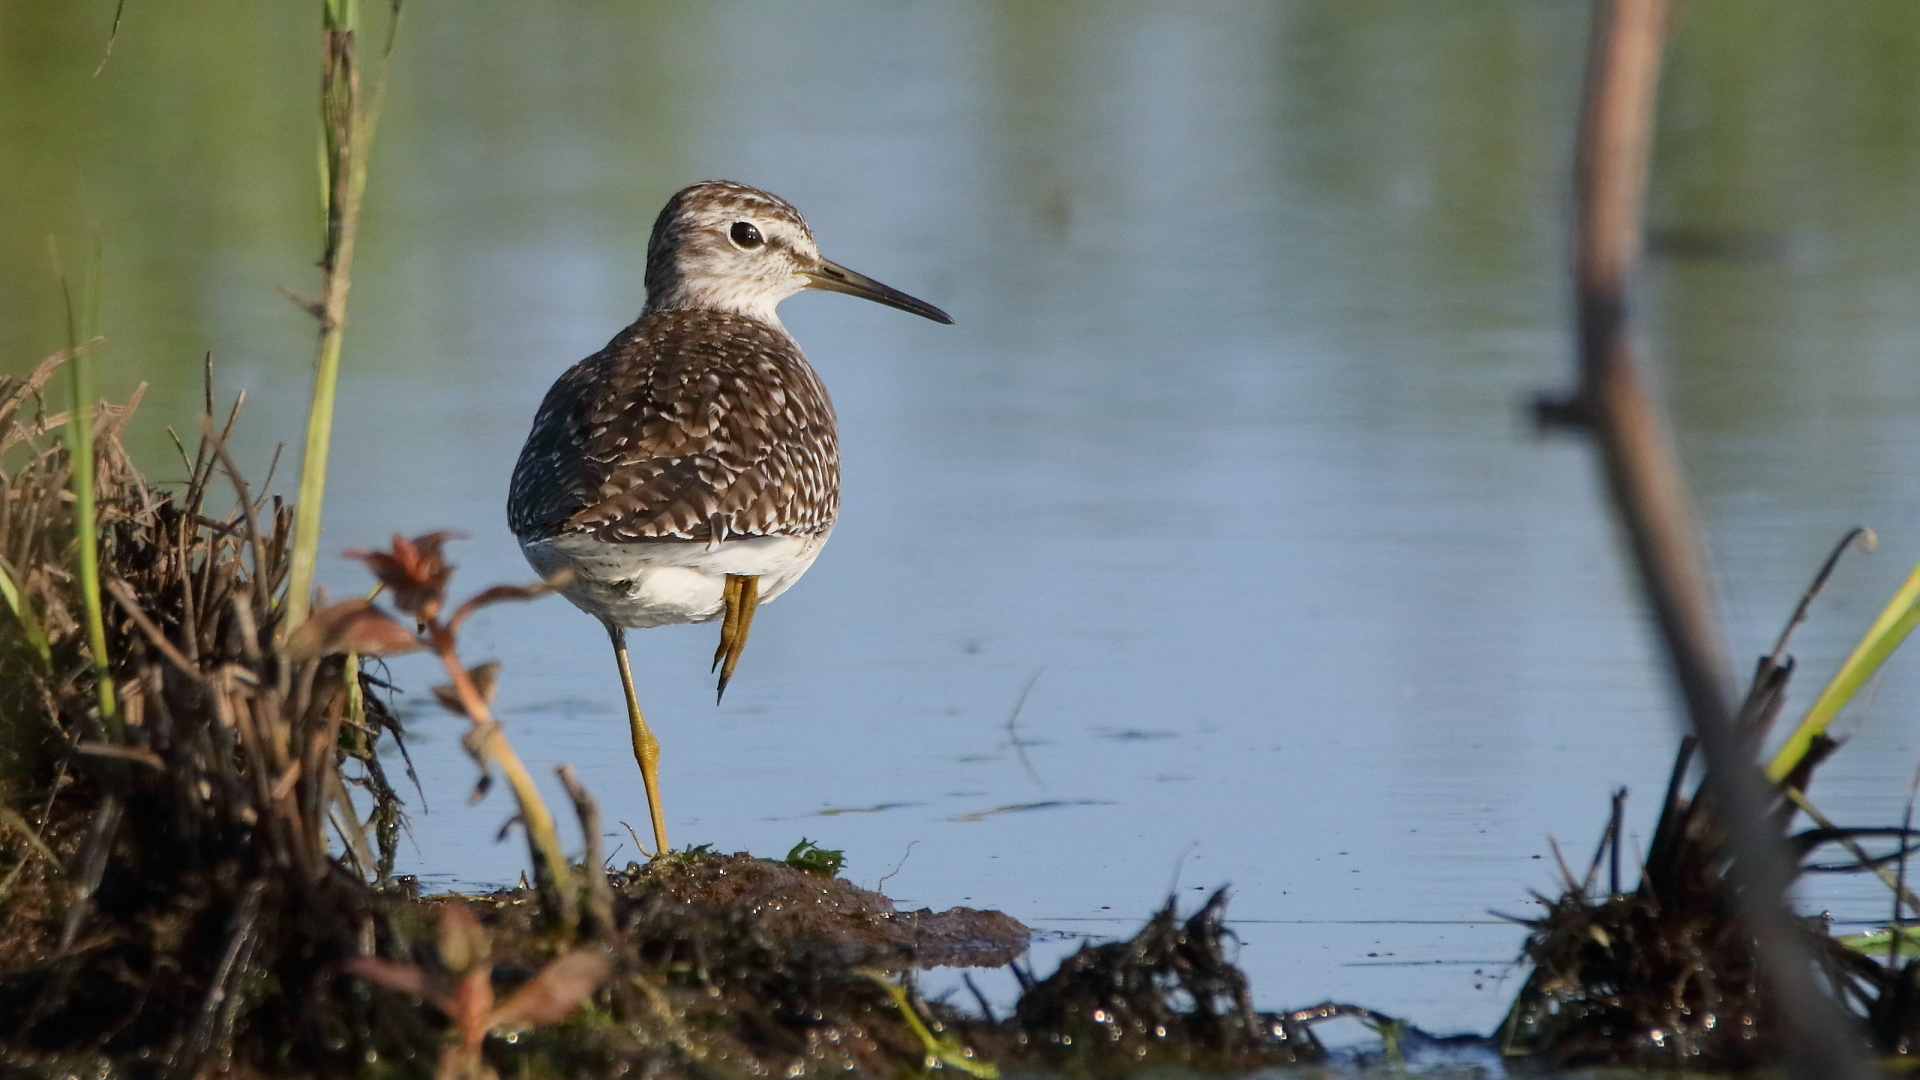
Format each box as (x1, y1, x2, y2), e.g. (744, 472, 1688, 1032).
(285, 0, 402, 633)
(54, 243, 118, 736)
(1768, 552, 1920, 782)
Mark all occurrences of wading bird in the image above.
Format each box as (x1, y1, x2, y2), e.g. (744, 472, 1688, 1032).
(507, 181, 951, 855)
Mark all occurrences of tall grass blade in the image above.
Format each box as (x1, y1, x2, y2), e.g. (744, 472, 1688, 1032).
(54, 242, 119, 735)
(1766, 554, 1920, 782)
(91, 0, 130, 77)
(0, 806, 59, 871)
(0, 557, 50, 664)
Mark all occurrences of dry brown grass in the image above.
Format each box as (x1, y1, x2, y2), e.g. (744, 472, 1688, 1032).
(0, 355, 411, 1074)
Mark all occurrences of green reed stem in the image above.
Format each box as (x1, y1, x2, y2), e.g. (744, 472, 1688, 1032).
(0, 558, 50, 666)
(57, 258, 119, 736)
(287, 0, 399, 634)
(866, 974, 1000, 1079)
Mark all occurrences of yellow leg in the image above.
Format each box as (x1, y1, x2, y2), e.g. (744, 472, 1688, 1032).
(711, 574, 761, 703)
(607, 622, 669, 856)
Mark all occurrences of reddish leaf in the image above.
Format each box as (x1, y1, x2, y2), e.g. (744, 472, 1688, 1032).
(447, 573, 570, 634)
(487, 949, 612, 1030)
(451, 965, 496, 1050)
(344, 956, 454, 1014)
(345, 531, 464, 621)
(334, 606, 423, 657)
(436, 1043, 490, 1080)
(433, 662, 499, 717)
(461, 722, 501, 776)
(438, 903, 491, 974)
(287, 599, 422, 660)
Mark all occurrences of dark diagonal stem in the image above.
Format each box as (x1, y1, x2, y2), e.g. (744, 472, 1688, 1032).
(1550, 2, 1871, 1075)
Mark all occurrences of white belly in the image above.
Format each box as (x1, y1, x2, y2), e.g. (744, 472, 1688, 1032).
(521, 529, 831, 629)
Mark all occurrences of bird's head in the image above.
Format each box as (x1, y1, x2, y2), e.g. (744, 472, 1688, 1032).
(642, 180, 952, 326)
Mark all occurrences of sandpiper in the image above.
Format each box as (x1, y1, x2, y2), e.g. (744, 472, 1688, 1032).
(507, 181, 952, 854)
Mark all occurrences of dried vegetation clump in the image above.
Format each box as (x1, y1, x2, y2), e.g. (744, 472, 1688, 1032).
(1498, 763, 1785, 1068)
(403, 852, 1033, 1078)
(1010, 888, 1320, 1074)
(1500, 619, 1920, 1070)
(0, 359, 411, 1074)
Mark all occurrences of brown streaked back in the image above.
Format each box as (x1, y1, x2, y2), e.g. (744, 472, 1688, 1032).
(508, 307, 839, 546)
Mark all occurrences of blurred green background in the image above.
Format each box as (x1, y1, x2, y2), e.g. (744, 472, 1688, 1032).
(7, 3, 1920, 471)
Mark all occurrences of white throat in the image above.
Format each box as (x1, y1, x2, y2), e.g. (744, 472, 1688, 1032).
(650, 275, 804, 324)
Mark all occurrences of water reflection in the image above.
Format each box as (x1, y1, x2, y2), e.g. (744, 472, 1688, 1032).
(7, 0, 1920, 1036)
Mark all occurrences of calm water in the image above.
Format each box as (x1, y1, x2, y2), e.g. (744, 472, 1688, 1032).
(8, 0, 1920, 1040)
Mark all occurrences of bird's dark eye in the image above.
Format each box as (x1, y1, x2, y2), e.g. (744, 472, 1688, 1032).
(729, 221, 764, 249)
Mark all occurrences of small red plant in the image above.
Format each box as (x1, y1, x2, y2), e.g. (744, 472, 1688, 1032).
(346, 904, 610, 1080)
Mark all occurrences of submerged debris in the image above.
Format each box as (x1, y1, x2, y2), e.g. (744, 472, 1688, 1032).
(1013, 888, 1321, 1073)
(1497, 737, 1903, 1071)
(360, 851, 1034, 1078)
(606, 849, 1031, 970)
(1498, 873, 1781, 1067)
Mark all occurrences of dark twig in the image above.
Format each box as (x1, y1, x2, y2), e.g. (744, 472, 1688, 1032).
(174, 879, 266, 1076)
(58, 795, 123, 951)
(1580, 787, 1626, 896)
(1895, 785, 1917, 969)
(1609, 787, 1626, 897)
(1005, 669, 1047, 790)
(1767, 527, 1875, 669)
(962, 973, 997, 1024)
(105, 578, 204, 681)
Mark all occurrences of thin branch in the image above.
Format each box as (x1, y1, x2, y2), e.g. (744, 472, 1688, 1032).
(1541, 3, 1869, 1075)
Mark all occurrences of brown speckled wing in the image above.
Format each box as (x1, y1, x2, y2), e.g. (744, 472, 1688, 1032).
(508, 309, 839, 544)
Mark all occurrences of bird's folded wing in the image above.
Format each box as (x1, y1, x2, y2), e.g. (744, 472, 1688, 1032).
(508, 312, 838, 545)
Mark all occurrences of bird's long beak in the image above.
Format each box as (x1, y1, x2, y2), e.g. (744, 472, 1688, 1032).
(805, 260, 953, 325)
